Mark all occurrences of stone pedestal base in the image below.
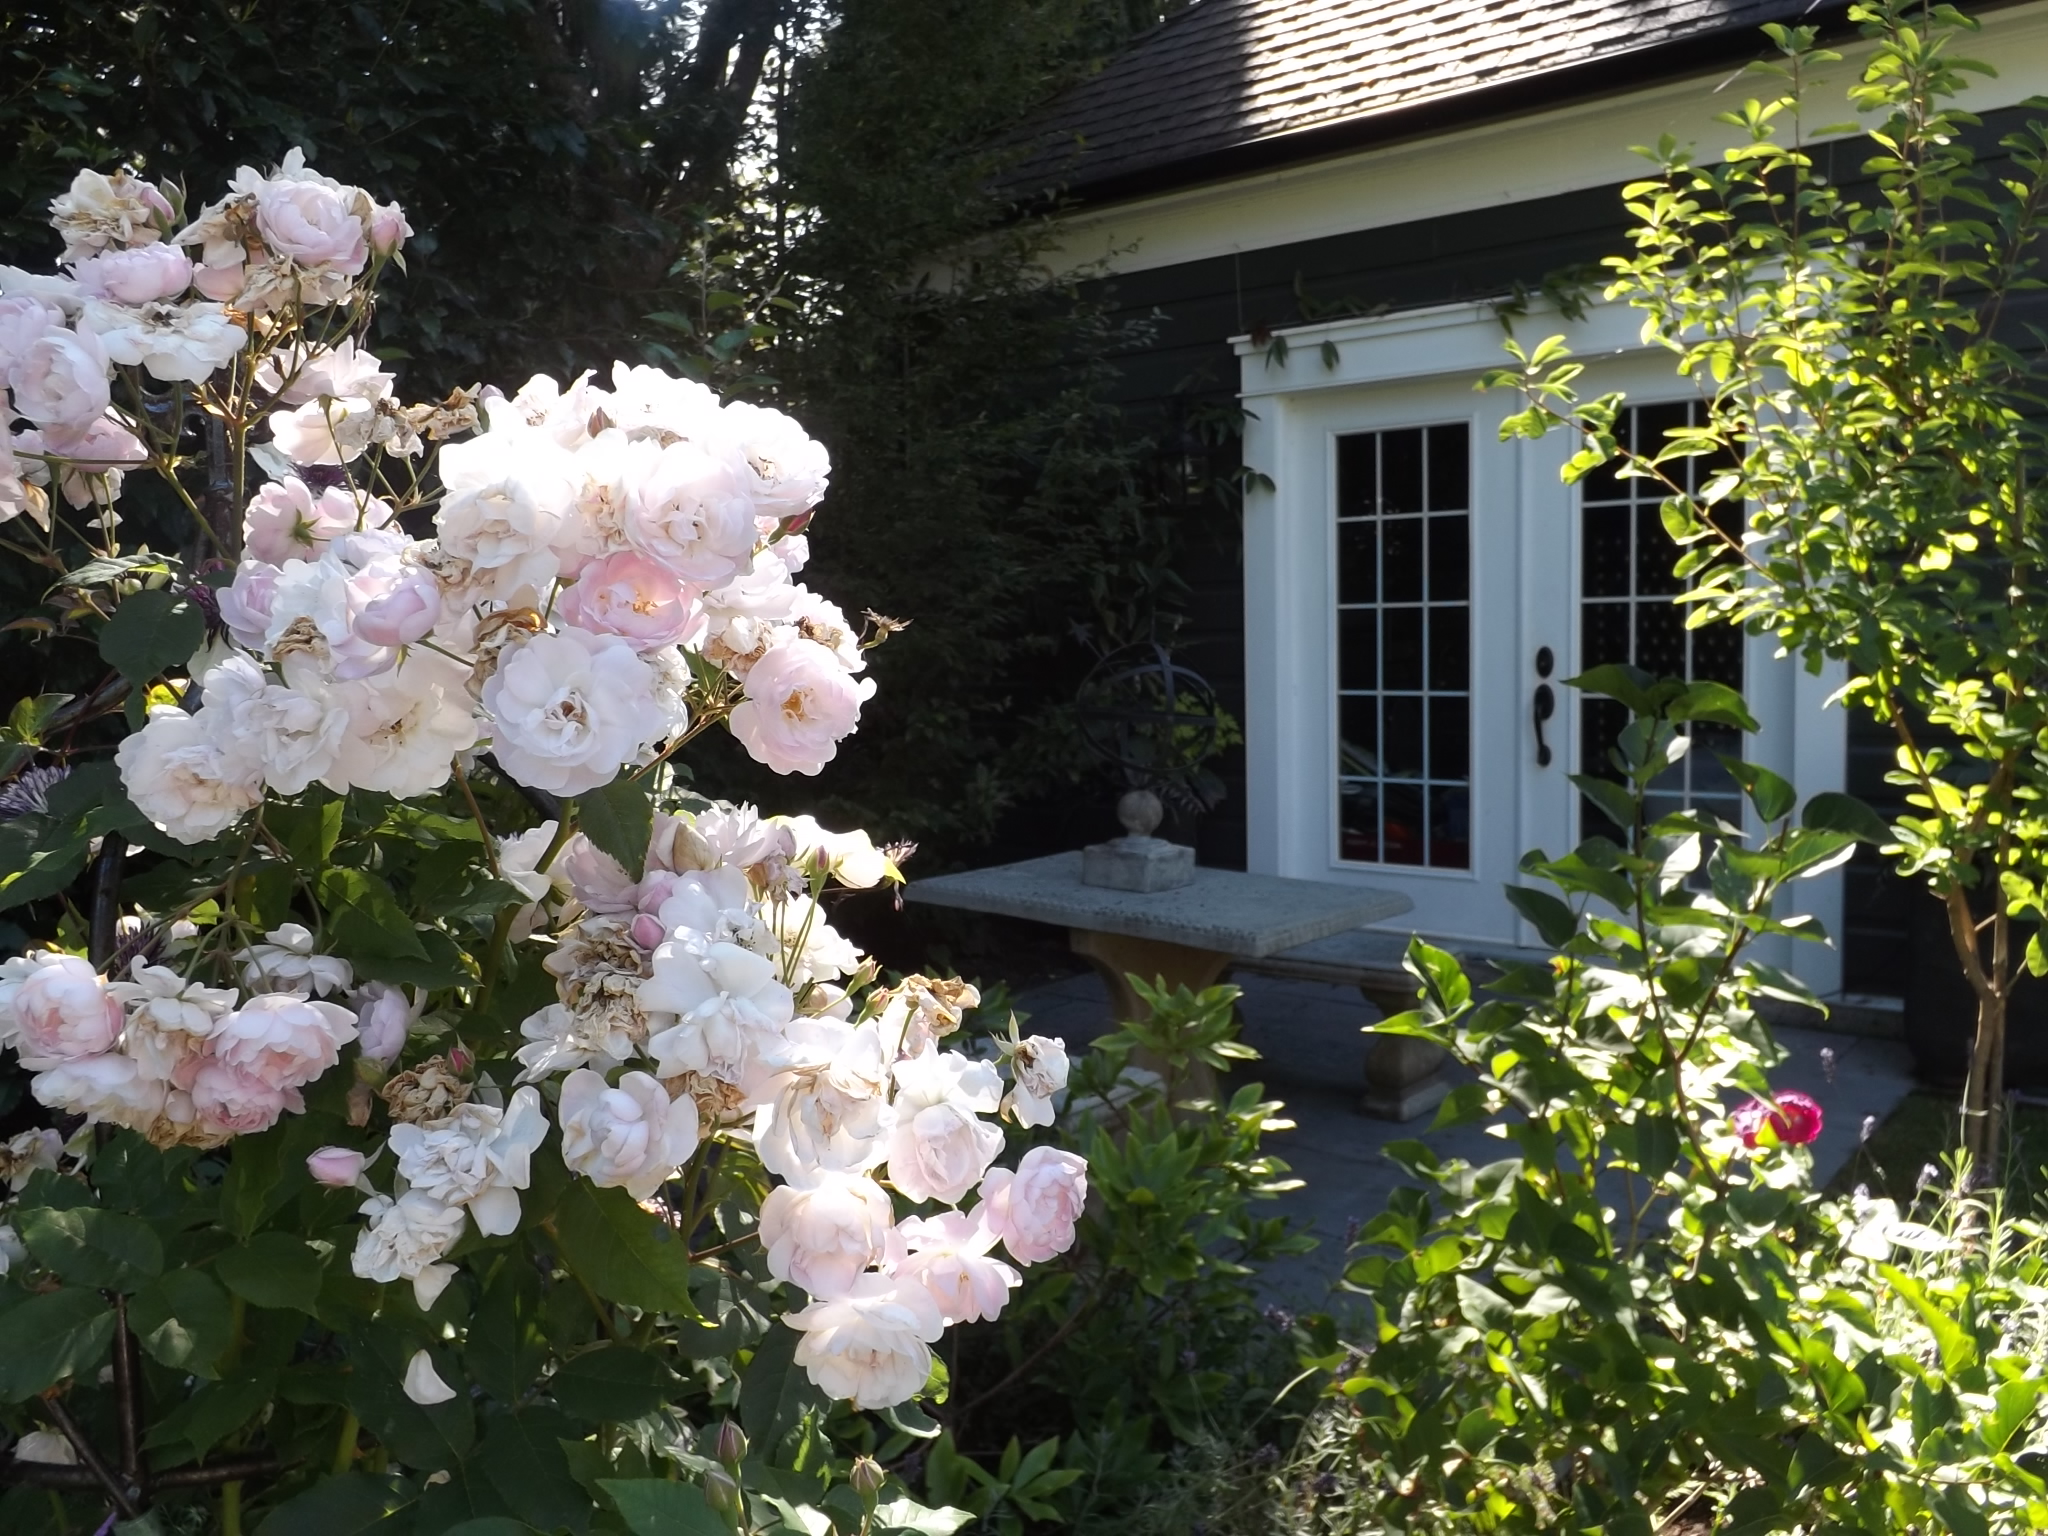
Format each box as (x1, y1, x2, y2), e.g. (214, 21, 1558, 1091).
(1068, 927, 1231, 1102)
(1361, 1034, 1451, 1122)
(1082, 836, 1195, 892)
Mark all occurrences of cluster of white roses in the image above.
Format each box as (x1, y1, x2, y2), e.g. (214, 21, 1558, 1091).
(313, 803, 1083, 1410)
(117, 347, 873, 841)
(0, 155, 407, 523)
(0, 924, 417, 1148)
(1, 150, 1091, 1421)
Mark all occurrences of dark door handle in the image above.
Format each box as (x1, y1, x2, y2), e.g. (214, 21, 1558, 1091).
(1533, 683, 1556, 768)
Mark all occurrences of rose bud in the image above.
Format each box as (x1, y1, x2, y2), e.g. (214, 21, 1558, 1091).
(306, 1146, 368, 1188)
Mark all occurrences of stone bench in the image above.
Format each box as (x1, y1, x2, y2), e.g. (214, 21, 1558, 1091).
(1232, 928, 1502, 1122)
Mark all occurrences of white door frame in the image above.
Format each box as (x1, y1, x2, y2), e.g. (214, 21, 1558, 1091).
(1235, 298, 1847, 993)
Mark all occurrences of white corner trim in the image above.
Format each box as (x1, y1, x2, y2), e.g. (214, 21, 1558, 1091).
(1232, 295, 1656, 398)
(1045, 0, 2048, 280)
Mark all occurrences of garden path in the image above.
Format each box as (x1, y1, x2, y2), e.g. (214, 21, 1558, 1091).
(1014, 969, 1918, 1312)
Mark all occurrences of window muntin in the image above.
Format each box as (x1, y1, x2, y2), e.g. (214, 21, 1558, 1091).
(1577, 401, 1744, 838)
(1335, 423, 1471, 868)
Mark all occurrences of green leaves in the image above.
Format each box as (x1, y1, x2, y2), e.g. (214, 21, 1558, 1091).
(601, 1479, 726, 1536)
(217, 1231, 327, 1314)
(552, 1180, 699, 1316)
(18, 1204, 162, 1290)
(549, 1344, 671, 1422)
(100, 586, 206, 683)
(0, 1288, 114, 1401)
(577, 776, 652, 878)
(253, 1473, 416, 1536)
(319, 865, 428, 968)
(130, 1269, 234, 1375)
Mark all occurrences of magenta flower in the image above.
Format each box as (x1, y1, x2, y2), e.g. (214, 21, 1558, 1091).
(1732, 1090, 1824, 1148)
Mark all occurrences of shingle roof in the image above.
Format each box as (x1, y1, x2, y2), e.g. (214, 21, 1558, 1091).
(1004, 0, 1844, 203)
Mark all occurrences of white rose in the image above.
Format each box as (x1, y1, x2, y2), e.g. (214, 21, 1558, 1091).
(557, 1068, 699, 1201)
(727, 639, 875, 777)
(895, 1210, 1020, 1325)
(109, 961, 235, 1082)
(256, 338, 392, 408)
(234, 922, 352, 997)
(351, 1191, 467, 1283)
(202, 655, 347, 796)
(0, 295, 66, 385)
(884, 1049, 1004, 1206)
(720, 400, 830, 520)
(269, 393, 379, 465)
(211, 992, 358, 1091)
(786, 1274, 943, 1410)
(351, 980, 421, 1067)
(977, 1147, 1088, 1266)
(513, 1001, 636, 1084)
(759, 1172, 898, 1300)
(604, 361, 723, 438)
(255, 174, 369, 273)
(622, 436, 758, 584)
(435, 426, 577, 599)
(768, 894, 862, 987)
(482, 628, 661, 796)
(1002, 1035, 1070, 1129)
(80, 298, 243, 384)
(5, 953, 123, 1068)
(11, 327, 111, 431)
(387, 1087, 549, 1237)
(31, 1052, 169, 1134)
(641, 939, 794, 1089)
(327, 650, 478, 798)
(115, 705, 264, 845)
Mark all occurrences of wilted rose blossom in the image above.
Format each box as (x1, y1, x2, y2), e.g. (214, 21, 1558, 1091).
(351, 1191, 466, 1283)
(1732, 1090, 1824, 1148)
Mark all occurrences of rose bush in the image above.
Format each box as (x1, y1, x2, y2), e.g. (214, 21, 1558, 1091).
(0, 152, 1082, 1534)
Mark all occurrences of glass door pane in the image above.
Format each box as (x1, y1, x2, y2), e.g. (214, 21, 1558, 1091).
(1335, 422, 1471, 868)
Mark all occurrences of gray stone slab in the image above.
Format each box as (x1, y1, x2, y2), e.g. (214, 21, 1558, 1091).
(907, 852, 1411, 958)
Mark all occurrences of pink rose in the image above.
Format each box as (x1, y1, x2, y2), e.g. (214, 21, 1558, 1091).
(727, 639, 875, 777)
(254, 178, 368, 274)
(306, 1145, 368, 1187)
(73, 245, 193, 305)
(369, 201, 412, 258)
(1732, 1090, 1824, 1148)
(977, 1146, 1087, 1266)
(211, 993, 358, 1091)
(8, 955, 124, 1068)
(895, 1210, 1020, 1325)
(189, 1059, 297, 1136)
(354, 564, 441, 648)
(242, 476, 375, 563)
(556, 551, 702, 652)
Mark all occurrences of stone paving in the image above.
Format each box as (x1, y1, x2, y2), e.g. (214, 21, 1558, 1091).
(1015, 968, 1920, 1312)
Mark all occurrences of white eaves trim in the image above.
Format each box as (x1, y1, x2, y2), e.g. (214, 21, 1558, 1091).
(1045, 0, 2048, 279)
(1231, 296, 1659, 399)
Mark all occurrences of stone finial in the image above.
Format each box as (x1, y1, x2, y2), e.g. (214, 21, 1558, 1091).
(1116, 788, 1163, 840)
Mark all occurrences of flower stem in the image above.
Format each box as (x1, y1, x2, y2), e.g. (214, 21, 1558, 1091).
(221, 1479, 243, 1536)
(331, 1411, 359, 1477)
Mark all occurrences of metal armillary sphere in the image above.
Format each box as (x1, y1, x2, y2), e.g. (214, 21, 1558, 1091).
(1074, 641, 1227, 808)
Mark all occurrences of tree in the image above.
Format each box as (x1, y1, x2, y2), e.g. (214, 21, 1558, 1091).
(1491, 0, 2048, 1169)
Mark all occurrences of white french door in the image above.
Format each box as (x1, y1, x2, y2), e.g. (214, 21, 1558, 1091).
(1239, 302, 1845, 988)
